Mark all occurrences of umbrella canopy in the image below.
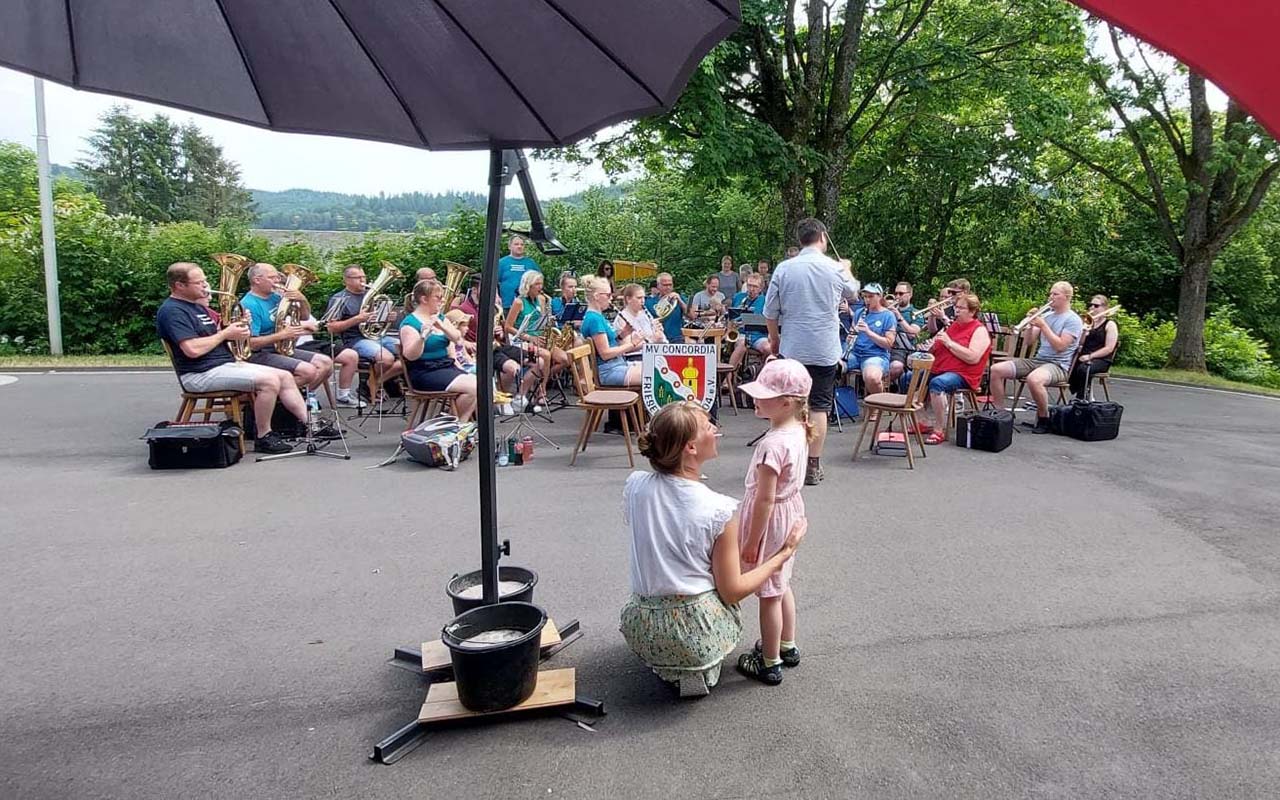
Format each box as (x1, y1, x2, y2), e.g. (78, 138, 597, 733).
(0, 0, 739, 150)
(1072, 1, 1280, 138)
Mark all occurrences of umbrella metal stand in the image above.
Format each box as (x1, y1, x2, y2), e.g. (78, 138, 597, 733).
(373, 149, 599, 765)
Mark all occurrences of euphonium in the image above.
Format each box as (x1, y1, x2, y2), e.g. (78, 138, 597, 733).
(211, 252, 253, 361)
(441, 260, 474, 311)
(358, 262, 404, 339)
(273, 263, 317, 356)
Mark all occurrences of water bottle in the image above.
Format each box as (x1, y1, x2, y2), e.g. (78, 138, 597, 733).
(306, 391, 320, 414)
(497, 441, 509, 467)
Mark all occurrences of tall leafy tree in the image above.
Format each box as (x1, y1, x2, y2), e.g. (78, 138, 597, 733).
(1052, 25, 1280, 371)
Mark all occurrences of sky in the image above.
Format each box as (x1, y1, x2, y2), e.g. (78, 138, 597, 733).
(0, 66, 613, 198)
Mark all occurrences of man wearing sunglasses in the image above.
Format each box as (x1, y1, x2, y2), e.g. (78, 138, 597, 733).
(888, 282, 925, 386)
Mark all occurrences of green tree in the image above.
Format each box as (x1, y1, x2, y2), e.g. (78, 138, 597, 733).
(175, 124, 254, 225)
(1052, 25, 1280, 371)
(0, 141, 39, 226)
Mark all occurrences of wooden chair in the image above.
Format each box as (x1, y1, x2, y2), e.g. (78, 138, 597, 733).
(566, 344, 644, 467)
(399, 353, 461, 430)
(944, 388, 981, 439)
(161, 341, 250, 454)
(853, 354, 935, 470)
(717, 364, 738, 415)
(989, 325, 1019, 363)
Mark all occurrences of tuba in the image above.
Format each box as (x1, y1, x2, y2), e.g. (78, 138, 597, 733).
(211, 253, 253, 361)
(358, 262, 404, 340)
(273, 263, 317, 356)
(440, 260, 474, 311)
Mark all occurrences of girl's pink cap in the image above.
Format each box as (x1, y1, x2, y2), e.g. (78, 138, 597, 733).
(738, 358, 812, 399)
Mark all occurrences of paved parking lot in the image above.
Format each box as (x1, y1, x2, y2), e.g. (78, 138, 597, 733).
(1, 371, 1278, 799)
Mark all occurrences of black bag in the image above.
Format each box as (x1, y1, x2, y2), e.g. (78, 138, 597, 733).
(144, 420, 242, 469)
(955, 404, 1014, 452)
(1049, 399, 1123, 441)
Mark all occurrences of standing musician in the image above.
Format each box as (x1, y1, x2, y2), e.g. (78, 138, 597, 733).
(323, 265, 402, 407)
(727, 273, 771, 372)
(614, 282, 667, 347)
(843, 283, 897, 395)
(1071, 295, 1119, 399)
(155, 262, 306, 454)
(764, 218, 860, 486)
(989, 280, 1083, 433)
(904, 292, 992, 445)
(887, 281, 925, 386)
(690, 275, 726, 321)
(239, 263, 335, 400)
(505, 270, 561, 406)
(399, 279, 477, 422)
(646, 272, 689, 344)
(582, 275, 644, 387)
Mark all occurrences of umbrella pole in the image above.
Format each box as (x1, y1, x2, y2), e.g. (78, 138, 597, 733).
(476, 148, 512, 607)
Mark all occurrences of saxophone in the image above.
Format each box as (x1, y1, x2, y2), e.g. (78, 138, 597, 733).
(211, 253, 253, 361)
(273, 263, 317, 356)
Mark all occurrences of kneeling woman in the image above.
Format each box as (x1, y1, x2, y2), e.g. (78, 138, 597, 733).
(399, 279, 478, 421)
(621, 402, 806, 697)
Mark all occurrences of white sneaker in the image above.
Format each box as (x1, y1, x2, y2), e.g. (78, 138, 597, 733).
(500, 403, 515, 416)
(512, 396, 527, 413)
(336, 394, 368, 409)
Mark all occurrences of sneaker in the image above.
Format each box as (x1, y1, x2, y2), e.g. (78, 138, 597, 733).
(335, 395, 367, 409)
(499, 403, 515, 416)
(804, 464, 824, 486)
(753, 640, 801, 667)
(1030, 417, 1052, 435)
(736, 651, 783, 685)
(254, 432, 293, 454)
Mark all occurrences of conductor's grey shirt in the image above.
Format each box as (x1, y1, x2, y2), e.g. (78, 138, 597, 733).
(763, 246, 860, 367)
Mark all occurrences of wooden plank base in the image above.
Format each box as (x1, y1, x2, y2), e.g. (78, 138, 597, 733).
(418, 668, 576, 723)
(420, 619, 562, 673)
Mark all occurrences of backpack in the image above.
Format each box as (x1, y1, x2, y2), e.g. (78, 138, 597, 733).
(399, 416, 477, 469)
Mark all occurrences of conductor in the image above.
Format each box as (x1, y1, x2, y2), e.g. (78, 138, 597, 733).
(764, 218, 860, 486)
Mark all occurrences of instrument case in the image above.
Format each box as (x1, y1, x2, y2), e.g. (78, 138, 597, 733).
(144, 420, 242, 469)
(955, 406, 1014, 452)
(1049, 399, 1123, 441)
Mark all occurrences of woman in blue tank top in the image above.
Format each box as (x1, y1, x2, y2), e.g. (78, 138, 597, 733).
(399, 278, 477, 421)
(582, 275, 644, 387)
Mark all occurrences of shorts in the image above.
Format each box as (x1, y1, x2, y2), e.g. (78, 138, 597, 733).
(407, 359, 466, 392)
(597, 356, 632, 386)
(853, 355, 889, 374)
(803, 363, 838, 412)
(350, 338, 391, 362)
(379, 335, 401, 356)
(179, 361, 282, 393)
(494, 344, 525, 374)
(1007, 358, 1068, 384)
(296, 339, 348, 357)
(248, 348, 321, 373)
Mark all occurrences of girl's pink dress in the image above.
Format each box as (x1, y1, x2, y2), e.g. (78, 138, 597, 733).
(739, 424, 808, 598)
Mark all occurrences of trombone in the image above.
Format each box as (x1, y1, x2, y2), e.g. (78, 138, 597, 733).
(1082, 304, 1120, 328)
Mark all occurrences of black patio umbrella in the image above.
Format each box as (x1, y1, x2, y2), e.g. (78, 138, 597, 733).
(0, 0, 741, 603)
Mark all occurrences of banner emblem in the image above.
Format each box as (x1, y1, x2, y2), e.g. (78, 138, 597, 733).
(641, 343, 717, 414)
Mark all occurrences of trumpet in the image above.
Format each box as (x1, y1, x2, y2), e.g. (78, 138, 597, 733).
(918, 296, 956, 317)
(1013, 302, 1054, 335)
(1082, 304, 1120, 328)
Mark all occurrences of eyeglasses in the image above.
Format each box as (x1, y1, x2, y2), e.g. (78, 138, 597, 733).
(893, 291, 908, 296)
(1087, 303, 1104, 309)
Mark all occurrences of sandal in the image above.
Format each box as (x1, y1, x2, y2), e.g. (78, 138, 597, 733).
(923, 431, 946, 446)
(905, 422, 933, 435)
(736, 651, 783, 685)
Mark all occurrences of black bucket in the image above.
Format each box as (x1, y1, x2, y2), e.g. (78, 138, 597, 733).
(441, 601, 547, 712)
(445, 566, 538, 615)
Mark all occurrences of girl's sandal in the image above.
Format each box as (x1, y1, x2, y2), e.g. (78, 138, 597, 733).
(736, 651, 783, 685)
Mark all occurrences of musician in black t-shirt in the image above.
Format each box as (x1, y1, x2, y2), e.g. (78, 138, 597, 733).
(322, 265, 402, 406)
(155, 262, 306, 454)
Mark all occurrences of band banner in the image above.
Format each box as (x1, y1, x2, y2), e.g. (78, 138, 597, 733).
(641, 343, 717, 415)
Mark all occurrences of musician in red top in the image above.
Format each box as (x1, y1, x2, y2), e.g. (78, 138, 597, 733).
(905, 292, 991, 445)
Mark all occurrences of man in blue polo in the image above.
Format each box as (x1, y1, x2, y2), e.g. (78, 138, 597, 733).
(644, 271, 687, 344)
(497, 235, 539, 310)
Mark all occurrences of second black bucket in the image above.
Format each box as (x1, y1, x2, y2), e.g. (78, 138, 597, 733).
(446, 566, 538, 615)
(442, 601, 548, 712)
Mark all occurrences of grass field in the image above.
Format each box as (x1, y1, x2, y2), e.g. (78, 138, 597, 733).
(1110, 366, 1280, 397)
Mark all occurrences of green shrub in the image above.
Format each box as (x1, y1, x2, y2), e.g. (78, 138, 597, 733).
(1203, 308, 1280, 387)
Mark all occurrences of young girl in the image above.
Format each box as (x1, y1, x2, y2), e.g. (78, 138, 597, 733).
(735, 358, 814, 685)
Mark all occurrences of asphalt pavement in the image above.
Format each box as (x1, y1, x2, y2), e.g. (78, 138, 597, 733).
(1, 372, 1277, 799)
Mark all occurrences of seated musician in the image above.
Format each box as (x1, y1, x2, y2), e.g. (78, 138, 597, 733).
(1071, 295, 1119, 399)
(728, 273, 771, 371)
(887, 281, 925, 385)
(454, 278, 525, 400)
(621, 401, 806, 696)
(323, 265, 402, 407)
(989, 281, 1083, 433)
(506, 270, 562, 406)
(904, 292, 992, 444)
(399, 278, 477, 422)
(614, 282, 667, 347)
(156, 262, 306, 454)
(923, 280, 967, 337)
(549, 273, 579, 321)
(690, 275, 726, 322)
(239, 263, 334, 398)
(401, 266, 438, 315)
(582, 275, 644, 387)
(645, 272, 688, 344)
(844, 283, 897, 394)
